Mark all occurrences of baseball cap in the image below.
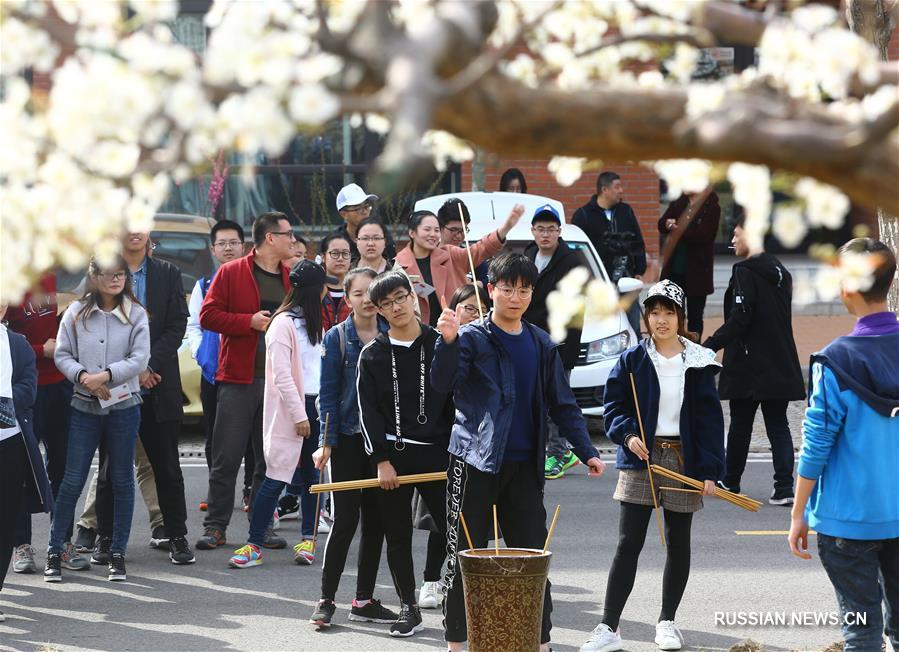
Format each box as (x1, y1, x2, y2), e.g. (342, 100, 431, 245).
(289, 259, 338, 288)
(531, 203, 561, 225)
(336, 183, 379, 211)
(643, 279, 685, 310)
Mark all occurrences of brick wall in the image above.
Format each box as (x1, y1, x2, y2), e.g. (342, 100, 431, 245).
(461, 159, 662, 260)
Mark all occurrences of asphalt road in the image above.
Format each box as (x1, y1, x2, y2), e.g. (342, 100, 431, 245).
(1, 457, 849, 652)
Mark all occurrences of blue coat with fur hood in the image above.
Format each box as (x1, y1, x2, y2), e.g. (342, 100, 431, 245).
(603, 337, 725, 482)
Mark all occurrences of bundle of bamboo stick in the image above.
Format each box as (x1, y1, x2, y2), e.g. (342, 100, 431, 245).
(309, 471, 447, 494)
(650, 464, 762, 512)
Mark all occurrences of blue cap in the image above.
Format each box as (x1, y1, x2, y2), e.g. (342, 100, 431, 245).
(532, 203, 561, 225)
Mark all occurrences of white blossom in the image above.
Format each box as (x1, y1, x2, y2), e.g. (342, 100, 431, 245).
(772, 205, 808, 249)
(727, 163, 771, 253)
(666, 44, 699, 84)
(839, 251, 877, 294)
(795, 178, 850, 230)
(686, 83, 726, 119)
(289, 84, 340, 126)
(546, 267, 590, 341)
(548, 157, 586, 187)
(814, 266, 843, 301)
(421, 131, 474, 171)
(130, 0, 179, 24)
(653, 159, 711, 198)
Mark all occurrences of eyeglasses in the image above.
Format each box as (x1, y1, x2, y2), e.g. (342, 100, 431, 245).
(378, 292, 412, 310)
(327, 250, 352, 260)
(269, 230, 297, 241)
(443, 227, 465, 236)
(342, 203, 371, 213)
(213, 240, 243, 249)
(533, 226, 560, 235)
(494, 285, 533, 299)
(98, 272, 127, 281)
(358, 236, 384, 243)
(459, 304, 481, 315)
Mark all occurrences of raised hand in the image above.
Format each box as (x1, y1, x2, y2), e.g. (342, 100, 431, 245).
(436, 305, 462, 344)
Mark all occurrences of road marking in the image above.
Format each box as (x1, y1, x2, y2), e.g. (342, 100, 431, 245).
(735, 530, 817, 536)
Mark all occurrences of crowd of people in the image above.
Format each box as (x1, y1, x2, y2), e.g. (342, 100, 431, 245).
(1, 170, 897, 652)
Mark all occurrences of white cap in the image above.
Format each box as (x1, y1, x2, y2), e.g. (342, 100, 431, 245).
(336, 183, 378, 211)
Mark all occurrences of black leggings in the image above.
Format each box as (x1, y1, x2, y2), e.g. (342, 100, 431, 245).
(602, 502, 693, 631)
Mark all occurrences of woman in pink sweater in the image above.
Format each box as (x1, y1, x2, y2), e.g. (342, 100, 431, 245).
(229, 260, 334, 569)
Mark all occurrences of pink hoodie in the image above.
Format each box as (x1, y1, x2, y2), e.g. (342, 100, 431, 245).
(263, 312, 309, 483)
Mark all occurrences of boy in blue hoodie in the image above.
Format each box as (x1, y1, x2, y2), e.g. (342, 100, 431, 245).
(789, 238, 899, 652)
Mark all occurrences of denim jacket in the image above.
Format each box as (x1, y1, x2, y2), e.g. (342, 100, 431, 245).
(318, 315, 388, 446)
(431, 312, 598, 485)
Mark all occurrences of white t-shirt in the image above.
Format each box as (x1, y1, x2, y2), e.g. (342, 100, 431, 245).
(291, 317, 322, 396)
(535, 252, 552, 274)
(603, 208, 614, 221)
(654, 352, 684, 438)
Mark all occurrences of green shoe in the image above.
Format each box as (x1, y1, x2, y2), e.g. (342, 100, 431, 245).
(544, 456, 560, 474)
(560, 450, 581, 471)
(545, 459, 565, 480)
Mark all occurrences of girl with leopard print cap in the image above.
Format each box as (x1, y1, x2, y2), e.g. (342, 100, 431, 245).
(580, 280, 726, 652)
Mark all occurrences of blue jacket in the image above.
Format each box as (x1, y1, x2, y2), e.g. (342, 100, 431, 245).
(799, 331, 899, 540)
(318, 315, 389, 446)
(603, 339, 725, 481)
(431, 313, 598, 485)
(8, 328, 54, 514)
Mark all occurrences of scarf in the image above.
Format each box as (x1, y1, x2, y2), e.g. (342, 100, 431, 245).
(0, 324, 17, 428)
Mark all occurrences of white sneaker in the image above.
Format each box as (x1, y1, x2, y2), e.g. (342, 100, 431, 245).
(317, 514, 330, 534)
(655, 620, 684, 650)
(418, 580, 442, 609)
(272, 509, 281, 531)
(580, 623, 622, 652)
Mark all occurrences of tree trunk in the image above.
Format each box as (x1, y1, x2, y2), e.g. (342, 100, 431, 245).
(847, 0, 899, 313)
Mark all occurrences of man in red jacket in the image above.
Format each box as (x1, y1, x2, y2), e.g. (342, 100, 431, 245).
(196, 212, 293, 550)
(5, 275, 81, 575)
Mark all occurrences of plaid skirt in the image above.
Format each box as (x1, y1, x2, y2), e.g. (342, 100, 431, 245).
(613, 438, 703, 513)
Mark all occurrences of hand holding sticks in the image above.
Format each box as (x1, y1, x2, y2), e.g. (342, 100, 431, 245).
(629, 372, 666, 547)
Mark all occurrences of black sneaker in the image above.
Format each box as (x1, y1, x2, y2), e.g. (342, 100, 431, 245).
(310, 599, 336, 627)
(769, 489, 795, 506)
(169, 537, 196, 565)
(389, 603, 423, 637)
(74, 526, 96, 553)
(149, 525, 170, 550)
(44, 553, 62, 583)
(277, 494, 300, 520)
(108, 553, 126, 581)
(91, 536, 112, 565)
(262, 528, 287, 549)
(349, 598, 399, 624)
(716, 480, 740, 494)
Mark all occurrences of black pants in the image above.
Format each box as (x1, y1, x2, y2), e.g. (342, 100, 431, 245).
(443, 457, 553, 644)
(15, 380, 72, 545)
(725, 400, 794, 493)
(97, 400, 189, 539)
(320, 433, 385, 602)
(602, 502, 693, 631)
(201, 378, 254, 490)
(375, 443, 448, 606)
(1, 436, 29, 591)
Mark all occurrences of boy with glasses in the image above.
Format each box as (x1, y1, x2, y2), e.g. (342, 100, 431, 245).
(322, 183, 397, 262)
(432, 253, 605, 652)
(523, 205, 586, 479)
(196, 212, 293, 551)
(357, 271, 453, 637)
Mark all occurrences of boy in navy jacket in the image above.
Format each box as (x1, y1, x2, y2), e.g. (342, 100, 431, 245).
(789, 238, 899, 651)
(432, 253, 605, 652)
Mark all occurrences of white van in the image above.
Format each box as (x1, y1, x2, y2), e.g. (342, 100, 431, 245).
(413, 192, 643, 418)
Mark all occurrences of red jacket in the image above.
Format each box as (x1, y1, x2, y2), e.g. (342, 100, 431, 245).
(5, 275, 65, 386)
(322, 294, 351, 332)
(200, 251, 290, 384)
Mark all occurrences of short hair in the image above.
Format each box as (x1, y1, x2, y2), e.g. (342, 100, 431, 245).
(294, 233, 308, 246)
(438, 198, 470, 227)
(252, 211, 288, 247)
(408, 210, 438, 232)
(449, 284, 491, 311)
(344, 266, 378, 293)
(499, 168, 527, 193)
(597, 171, 621, 194)
(321, 232, 352, 253)
(839, 237, 897, 303)
(210, 219, 245, 245)
(488, 252, 538, 288)
(368, 270, 413, 307)
(356, 217, 388, 239)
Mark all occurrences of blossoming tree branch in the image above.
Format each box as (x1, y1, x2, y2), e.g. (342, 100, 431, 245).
(2, 0, 898, 311)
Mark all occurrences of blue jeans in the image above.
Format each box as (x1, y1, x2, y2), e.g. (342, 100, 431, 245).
(248, 396, 320, 544)
(49, 405, 140, 555)
(818, 533, 899, 652)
